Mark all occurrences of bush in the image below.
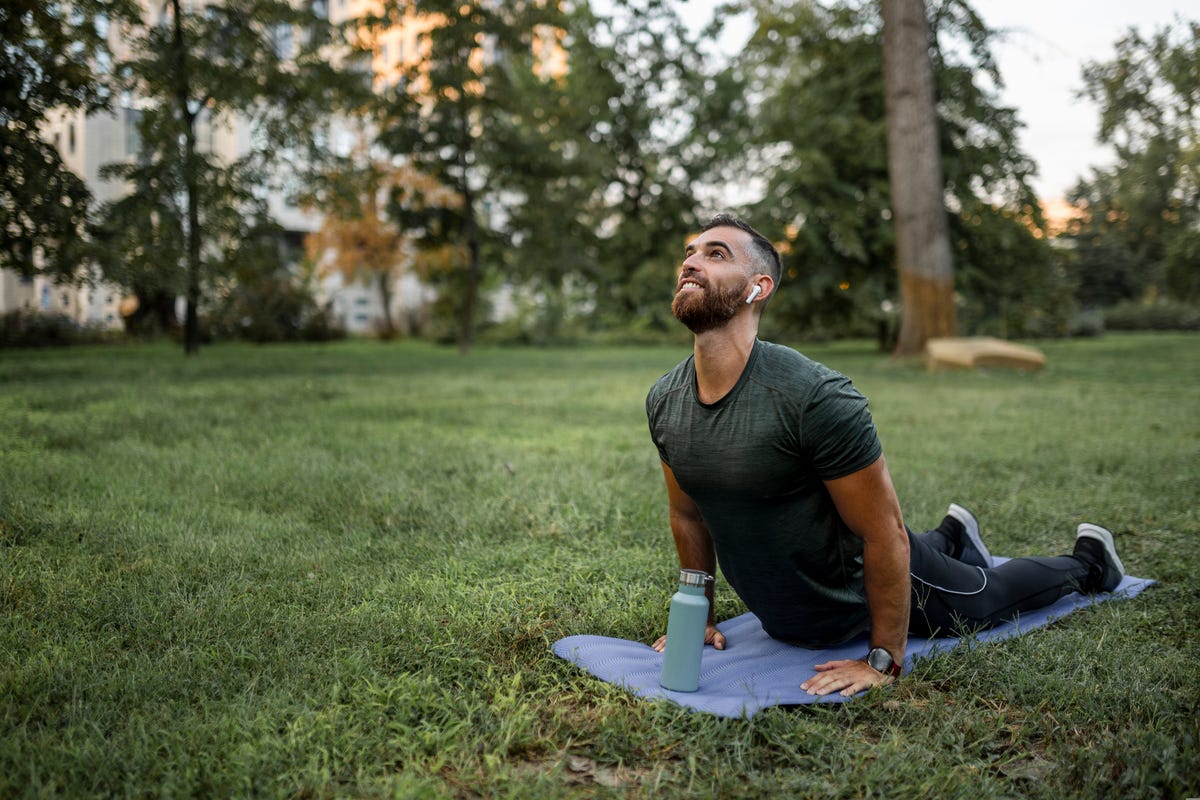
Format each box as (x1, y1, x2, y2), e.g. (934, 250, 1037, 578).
(207, 273, 346, 343)
(0, 311, 121, 348)
(1067, 309, 1106, 338)
(1104, 300, 1200, 332)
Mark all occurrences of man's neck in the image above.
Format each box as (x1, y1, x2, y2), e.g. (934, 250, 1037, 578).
(692, 318, 759, 404)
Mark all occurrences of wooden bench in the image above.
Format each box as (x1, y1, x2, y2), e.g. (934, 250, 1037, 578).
(924, 337, 1047, 371)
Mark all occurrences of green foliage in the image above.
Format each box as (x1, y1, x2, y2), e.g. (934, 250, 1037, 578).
(1104, 300, 1200, 332)
(90, 0, 365, 350)
(1165, 227, 1200, 302)
(0, 335, 1196, 797)
(206, 229, 345, 343)
(0, 0, 135, 278)
(548, 0, 707, 332)
(951, 203, 1073, 338)
(0, 311, 119, 348)
(377, 1, 712, 343)
(730, 2, 891, 337)
(724, 0, 1050, 340)
(377, 0, 513, 351)
(1068, 20, 1200, 307)
(94, 151, 307, 342)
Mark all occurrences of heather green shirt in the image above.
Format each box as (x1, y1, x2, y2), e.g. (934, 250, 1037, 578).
(646, 339, 883, 646)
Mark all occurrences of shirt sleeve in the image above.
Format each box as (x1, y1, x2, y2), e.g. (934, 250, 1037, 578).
(646, 385, 671, 466)
(799, 373, 883, 480)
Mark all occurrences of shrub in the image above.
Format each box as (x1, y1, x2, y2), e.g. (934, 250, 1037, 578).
(207, 274, 346, 343)
(1104, 300, 1200, 332)
(0, 311, 120, 348)
(1067, 309, 1106, 338)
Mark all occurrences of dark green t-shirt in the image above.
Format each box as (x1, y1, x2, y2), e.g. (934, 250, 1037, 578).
(646, 339, 883, 646)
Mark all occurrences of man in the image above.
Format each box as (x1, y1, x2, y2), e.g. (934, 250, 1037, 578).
(647, 214, 1126, 697)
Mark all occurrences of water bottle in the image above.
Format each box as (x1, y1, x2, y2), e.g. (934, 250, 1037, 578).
(659, 568, 713, 692)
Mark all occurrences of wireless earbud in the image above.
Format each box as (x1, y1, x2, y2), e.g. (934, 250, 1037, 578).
(746, 285, 762, 304)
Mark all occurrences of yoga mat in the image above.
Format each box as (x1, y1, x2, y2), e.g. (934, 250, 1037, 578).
(552, 568, 1154, 719)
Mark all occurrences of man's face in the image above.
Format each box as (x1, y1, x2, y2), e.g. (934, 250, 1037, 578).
(672, 226, 754, 334)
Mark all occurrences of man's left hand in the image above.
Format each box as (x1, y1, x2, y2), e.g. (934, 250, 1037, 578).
(801, 658, 896, 697)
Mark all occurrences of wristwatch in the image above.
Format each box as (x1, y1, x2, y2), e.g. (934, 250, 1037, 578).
(866, 647, 902, 678)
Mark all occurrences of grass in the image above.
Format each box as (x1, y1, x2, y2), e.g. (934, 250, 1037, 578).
(1, 333, 1197, 798)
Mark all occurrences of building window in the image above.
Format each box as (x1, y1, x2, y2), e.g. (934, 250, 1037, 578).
(124, 108, 141, 156)
(68, 124, 76, 153)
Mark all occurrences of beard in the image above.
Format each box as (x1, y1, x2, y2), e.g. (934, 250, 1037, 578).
(671, 276, 751, 334)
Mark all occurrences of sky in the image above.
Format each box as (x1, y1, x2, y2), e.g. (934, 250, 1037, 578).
(679, 0, 1193, 203)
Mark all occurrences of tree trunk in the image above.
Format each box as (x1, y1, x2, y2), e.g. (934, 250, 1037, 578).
(365, 190, 397, 339)
(882, 0, 956, 357)
(458, 191, 480, 356)
(171, 0, 202, 356)
(456, 98, 480, 357)
(124, 288, 178, 336)
(377, 272, 396, 339)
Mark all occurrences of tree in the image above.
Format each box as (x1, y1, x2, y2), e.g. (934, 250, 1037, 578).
(1067, 20, 1199, 307)
(478, 2, 607, 342)
(727, 0, 1047, 345)
(376, 0, 709, 347)
(488, 0, 708, 339)
(99, 0, 366, 353)
(306, 166, 408, 339)
(306, 154, 459, 338)
(882, 0, 956, 355)
(378, 0, 524, 354)
(1, 0, 134, 279)
(574, 0, 709, 333)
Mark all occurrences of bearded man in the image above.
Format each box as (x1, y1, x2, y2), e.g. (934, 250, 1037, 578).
(647, 213, 1126, 696)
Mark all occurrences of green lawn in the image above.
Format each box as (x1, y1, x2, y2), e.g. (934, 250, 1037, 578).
(1, 334, 1197, 798)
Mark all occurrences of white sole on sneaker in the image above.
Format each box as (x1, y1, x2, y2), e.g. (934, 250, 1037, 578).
(1076, 523, 1126, 577)
(948, 503, 992, 568)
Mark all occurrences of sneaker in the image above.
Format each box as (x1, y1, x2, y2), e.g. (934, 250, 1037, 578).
(1073, 523, 1126, 593)
(947, 503, 992, 568)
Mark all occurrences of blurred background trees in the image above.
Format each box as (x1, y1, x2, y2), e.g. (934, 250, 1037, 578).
(1067, 21, 1199, 321)
(1, 0, 135, 279)
(4, 1, 1197, 350)
(96, 0, 367, 352)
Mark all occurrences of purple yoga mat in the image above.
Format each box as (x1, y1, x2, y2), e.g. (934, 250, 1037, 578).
(552, 568, 1154, 718)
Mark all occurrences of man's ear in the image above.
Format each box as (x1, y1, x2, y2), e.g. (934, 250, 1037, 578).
(747, 275, 775, 305)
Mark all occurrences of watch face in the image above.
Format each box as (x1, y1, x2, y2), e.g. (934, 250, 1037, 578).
(868, 648, 896, 674)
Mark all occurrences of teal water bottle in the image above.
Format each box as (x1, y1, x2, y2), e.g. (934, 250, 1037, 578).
(659, 569, 713, 692)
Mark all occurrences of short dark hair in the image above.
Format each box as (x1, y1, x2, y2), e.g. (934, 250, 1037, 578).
(701, 213, 782, 287)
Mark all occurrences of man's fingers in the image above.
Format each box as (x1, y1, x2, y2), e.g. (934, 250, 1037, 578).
(705, 626, 726, 650)
(802, 661, 894, 696)
(653, 628, 727, 652)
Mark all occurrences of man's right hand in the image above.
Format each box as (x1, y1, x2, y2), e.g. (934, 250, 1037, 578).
(652, 624, 727, 652)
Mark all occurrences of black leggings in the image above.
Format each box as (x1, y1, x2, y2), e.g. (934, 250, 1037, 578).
(906, 526, 1090, 638)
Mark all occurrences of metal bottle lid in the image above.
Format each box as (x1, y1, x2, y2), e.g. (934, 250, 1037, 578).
(678, 569, 713, 587)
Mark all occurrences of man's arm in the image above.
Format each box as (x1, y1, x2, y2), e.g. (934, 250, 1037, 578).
(651, 461, 727, 652)
(800, 455, 911, 696)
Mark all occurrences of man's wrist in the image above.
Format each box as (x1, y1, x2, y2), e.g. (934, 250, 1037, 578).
(866, 646, 902, 678)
